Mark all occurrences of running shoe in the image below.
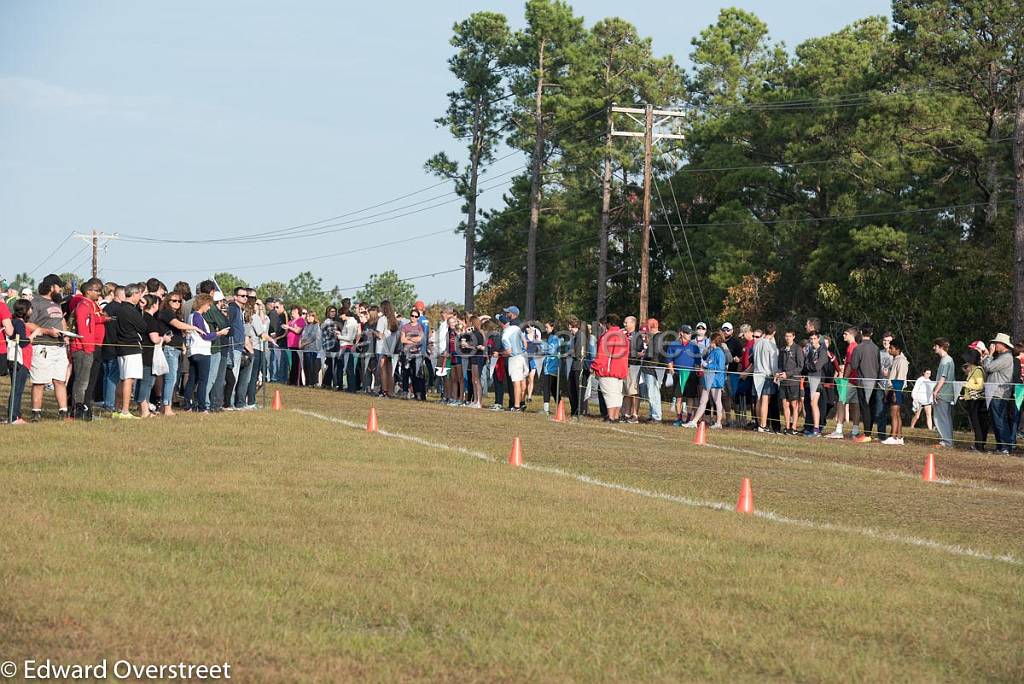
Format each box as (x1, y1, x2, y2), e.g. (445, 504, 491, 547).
(681, 420, 699, 428)
(853, 435, 872, 443)
(826, 430, 844, 439)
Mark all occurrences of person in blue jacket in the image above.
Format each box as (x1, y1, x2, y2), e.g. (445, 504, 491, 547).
(683, 331, 727, 429)
(541, 320, 563, 414)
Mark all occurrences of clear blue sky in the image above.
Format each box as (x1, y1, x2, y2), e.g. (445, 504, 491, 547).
(0, 0, 890, 300)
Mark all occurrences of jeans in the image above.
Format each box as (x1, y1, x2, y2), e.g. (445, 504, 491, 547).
(339, 348, 356, 391)
(246, 349, 263, 406)
(989, 398, 1013, 451)
(206, 350, 226, 409)
(934, 399, 953, 447)
(102, 357, 120, 410)
(161, 347, 181, 407)
(858, 386, 885, 438)
(322, 351, 339, 389)
(233, 354, 254, 408)
(6, 363, 29, 420)
(641, 369, 664, 421)
(185, 354, 211, 412)
(268, 345, 286, 383)
(136, 366, 157, 409)
(303, 352, 322, 389)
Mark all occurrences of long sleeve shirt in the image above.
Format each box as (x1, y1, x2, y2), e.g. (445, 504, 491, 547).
(187, 311, 219, 356)
(982, 351, 1013, 400)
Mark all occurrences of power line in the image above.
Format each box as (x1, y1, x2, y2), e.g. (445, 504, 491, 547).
(51, 245, 90, 275)
(650, 202, 988, 229)
(28, 231, 74, 275)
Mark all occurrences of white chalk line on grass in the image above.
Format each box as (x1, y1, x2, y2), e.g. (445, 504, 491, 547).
(295, 409, 1022, 567)
(604, 424, 1024, 497)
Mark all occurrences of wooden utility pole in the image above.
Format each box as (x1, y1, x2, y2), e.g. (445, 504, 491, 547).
(525, 39, 546, 322)
(72, 230, 119, 279)
(610, 104, 686, 323)
(639, 104, 654, 323)
(1013, 81, 1024, 341)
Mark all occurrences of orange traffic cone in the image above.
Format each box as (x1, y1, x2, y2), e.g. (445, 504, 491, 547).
(693, 421, 708, 446)
(736, 478, 754, 514)
(553, 398, 567, 423)
(271, 389, 283, 411)
(366, 406, 379, 433)
(922, 453, 936, 482)
(508, 437, 523, 467)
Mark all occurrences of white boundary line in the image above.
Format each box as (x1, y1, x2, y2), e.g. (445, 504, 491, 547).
(295, 409, 1021, 567)
(603, 424, 1024, 497)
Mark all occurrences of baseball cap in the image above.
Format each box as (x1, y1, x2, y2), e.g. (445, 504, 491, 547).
(503, 305, 520, 316)
(968, 340, 986, 354)
(20, 287, 33, 297)
(40, 273, 65, 291)
(721, 322, 733, 331)
(696, 321, 707, 330)
(679, 324, 693, 334)
(213, 291, 225, 302)
(414, 300, 425, 311)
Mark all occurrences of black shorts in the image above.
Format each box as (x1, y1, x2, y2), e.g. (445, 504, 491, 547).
(673, 370, 699, 399)
(781, 379, 802, 401)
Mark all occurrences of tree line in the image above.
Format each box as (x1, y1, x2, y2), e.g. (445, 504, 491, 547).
(428, 0, 1023, 366)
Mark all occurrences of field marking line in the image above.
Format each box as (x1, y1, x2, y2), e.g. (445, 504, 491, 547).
(295, 409, 1022, 567)
(603, 425, 1024, 497)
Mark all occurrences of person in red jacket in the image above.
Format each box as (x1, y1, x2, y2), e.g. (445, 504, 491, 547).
(591, 314, 629, 422)
(68, 278, 107, 420)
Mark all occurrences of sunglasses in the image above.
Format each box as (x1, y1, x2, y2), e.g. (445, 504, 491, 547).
(169, 298, 182, 304)
(754, 334, 763, 339)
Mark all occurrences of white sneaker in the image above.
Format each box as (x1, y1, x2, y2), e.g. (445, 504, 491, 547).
(681, 420, 699, 428)
(710, 423, 723, 430)
(489, 404, 504, 411)
(826, 429, 844, 439)
(881, 436, 899, 445)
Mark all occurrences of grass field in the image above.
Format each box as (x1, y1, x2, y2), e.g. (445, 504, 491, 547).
(2, 386, 1023, 682)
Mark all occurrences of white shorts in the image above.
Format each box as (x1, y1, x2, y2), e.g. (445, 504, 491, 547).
(507, 354, 528, 383)
(599, 375, 625, 409)
(118, 353, 144, 380)
(29, 345, 68, 384)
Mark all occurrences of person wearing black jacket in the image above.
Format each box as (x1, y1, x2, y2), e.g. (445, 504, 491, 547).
(567, 318, 589, 417)
(776, 329, 805, 435)
(849, 323, 883, 441)
(722, 322, 744, 426)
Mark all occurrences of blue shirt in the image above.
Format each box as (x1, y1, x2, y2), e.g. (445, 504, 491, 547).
(666, 340, 701, 369)
(501, 325, 526, 356)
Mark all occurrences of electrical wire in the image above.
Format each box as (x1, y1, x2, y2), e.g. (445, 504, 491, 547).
(28, 232, 74, 275)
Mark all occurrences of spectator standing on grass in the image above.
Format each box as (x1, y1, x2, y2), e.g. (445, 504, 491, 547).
(155, 291, 194, 416)
(5, 299, 36, 424)
(829, 327, 860, 439)
(283, 306, 305, 386)
(882, 339, 909, 445)
(803, 330, 828, 436)
(877, 331, 894, 438)
(667, 324, 700, 427)
(566, 318, 589, 417)
(29, 274, 70, 421)
(640, 318, 665, 424)
(752, 324, 779, 433)
(184, 294, 227, 413)
(136, 295, 166, 419)
(300, 311, 322, 388)
(932, 338, 955, 448)
(961, 347, 988, 452)
(981, 333, 1014, 454)
(500, 312, 528, 412)
(320, 306, 339, 390)
(622, 316, 642, 423)
(110, 283, 146, 420)
(244, 297, 268, 409)
(400, 308, 426, 400)
(208, 293, 231, 410)
(849, 324, 882, 443)
(722, 322, 744, 427)
(776, 329, 805, 435)
(909, 369, 934, 431)
(591, 314, 628, 422)
(684, 331, 726, 429)
(68, 278, 106, 421)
